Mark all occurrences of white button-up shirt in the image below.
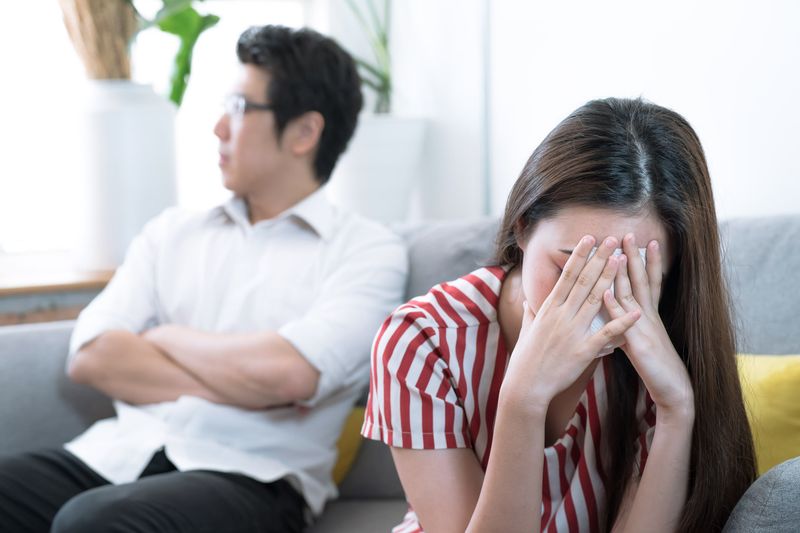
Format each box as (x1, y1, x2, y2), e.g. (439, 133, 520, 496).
(65, 188, 408, 516)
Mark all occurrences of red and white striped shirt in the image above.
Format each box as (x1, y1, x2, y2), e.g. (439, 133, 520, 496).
(362, 266, 657, 533)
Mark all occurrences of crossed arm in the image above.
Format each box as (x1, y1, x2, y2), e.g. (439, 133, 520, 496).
(68, 325, 320, 409)
(66, 205, 407, 411)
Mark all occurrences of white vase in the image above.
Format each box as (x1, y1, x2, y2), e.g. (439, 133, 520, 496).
(327, 115, 427, 223)
(72, 81, 177, 271)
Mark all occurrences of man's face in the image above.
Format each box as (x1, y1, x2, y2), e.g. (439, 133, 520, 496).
(214, 64, 287, 196)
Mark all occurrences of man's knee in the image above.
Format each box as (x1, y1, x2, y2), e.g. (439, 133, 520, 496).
(52, 488, 153, 533)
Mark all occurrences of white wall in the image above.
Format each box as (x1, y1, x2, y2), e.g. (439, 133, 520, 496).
(489, 0, 800, 220)
(0, 3, 84, 253)
(324, 0, 488, 220)
(10, 1, 792, 255)
(392, 0, 488, 220)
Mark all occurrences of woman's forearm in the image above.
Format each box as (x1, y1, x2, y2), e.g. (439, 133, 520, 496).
(466, 392, 548, 533)
(615, 411, 694, 533)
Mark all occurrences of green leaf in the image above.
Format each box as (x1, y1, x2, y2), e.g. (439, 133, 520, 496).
(345, 0, 392, 113)
(383, 0, 391, 42)
(365, 0, 384, 37)
(354, 56, 383, 80)
(359, 76, 382, 92)
(155, 5, 219, 106)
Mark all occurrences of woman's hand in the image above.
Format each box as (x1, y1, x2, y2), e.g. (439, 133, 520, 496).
(501, 235, 642, 413)
(603, 233, 694, 422)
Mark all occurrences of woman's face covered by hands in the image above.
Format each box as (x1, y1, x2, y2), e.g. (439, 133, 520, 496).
(517, 205, 672, 323)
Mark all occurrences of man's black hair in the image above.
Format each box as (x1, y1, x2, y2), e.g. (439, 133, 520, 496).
(237, 25, 363, 184)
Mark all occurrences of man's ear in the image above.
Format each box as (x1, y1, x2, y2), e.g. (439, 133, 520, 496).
(286, 111, 324, 156)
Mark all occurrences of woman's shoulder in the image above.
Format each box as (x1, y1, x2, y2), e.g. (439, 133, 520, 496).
(398, 265, 508, 329)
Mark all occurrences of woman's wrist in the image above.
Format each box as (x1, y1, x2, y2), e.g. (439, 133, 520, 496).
(498, 380, 551, 421)
(655, 391, 695, 429)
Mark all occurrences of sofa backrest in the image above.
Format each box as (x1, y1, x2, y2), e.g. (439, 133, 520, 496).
(721, 215, 800, 354)
(396, 217, 501, 302)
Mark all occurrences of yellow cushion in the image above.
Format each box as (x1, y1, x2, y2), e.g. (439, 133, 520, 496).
(332, 406, 366, 485)
(737, 354, 800, 475)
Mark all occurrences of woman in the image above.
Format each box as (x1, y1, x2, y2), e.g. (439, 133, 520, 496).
(361, 98, 756, 532)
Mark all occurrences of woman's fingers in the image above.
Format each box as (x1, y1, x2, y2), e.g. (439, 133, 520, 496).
(603, 286, 627, 319)
(614, 254, 637, 312)
(589, 295, 640, 355)
(622, 233, 650, 307)
(562, 236, 619, 314)
(545, 235, 595, 306)
(574, 254, 619, 323)
(645, 239, 663, 306)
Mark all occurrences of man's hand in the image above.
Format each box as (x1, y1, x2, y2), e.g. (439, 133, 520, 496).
(141, 324, 321, 409)
(68, 330, 227, 405)
(71, 324, 321, 410)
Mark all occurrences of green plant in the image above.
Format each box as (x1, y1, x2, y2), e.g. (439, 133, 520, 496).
(345, 0, 391, 114)
(130, 0, 219, 107)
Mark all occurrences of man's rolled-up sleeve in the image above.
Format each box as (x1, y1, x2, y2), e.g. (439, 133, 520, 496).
(278, 231, 408, 407)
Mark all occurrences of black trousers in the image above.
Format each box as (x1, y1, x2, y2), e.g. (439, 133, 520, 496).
(0, 448, 305, 533)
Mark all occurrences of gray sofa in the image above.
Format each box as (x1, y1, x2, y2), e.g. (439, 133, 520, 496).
(1, 216, 799, 532)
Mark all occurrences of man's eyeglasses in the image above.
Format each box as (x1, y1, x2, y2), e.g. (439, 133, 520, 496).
(222, 94, 275, 121)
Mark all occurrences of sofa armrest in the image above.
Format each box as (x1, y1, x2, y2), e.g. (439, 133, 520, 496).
(0, 321, 114, 454)
(724, 456, 800, 532)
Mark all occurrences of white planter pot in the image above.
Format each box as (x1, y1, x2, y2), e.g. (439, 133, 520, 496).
(327, 115, 427, 223)
(73, 81, 177, 271)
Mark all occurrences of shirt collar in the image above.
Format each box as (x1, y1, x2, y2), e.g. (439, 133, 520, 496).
(213, 187, 335, 241)
(218, 196, 250, 229)
(284, 186, 335, 241)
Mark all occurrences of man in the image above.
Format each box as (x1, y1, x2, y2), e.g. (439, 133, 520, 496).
(0, 25, 407, 532)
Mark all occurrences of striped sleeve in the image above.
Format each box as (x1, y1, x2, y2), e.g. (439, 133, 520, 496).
(361, 303, 471, 449)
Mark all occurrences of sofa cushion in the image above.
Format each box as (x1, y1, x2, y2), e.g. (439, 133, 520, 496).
(723, 456, 800, 532)
(308, 499, 408, 532)
(337, 438, 404, 499)
(738, 354, 800, 475)
(332, 407, 365, 485)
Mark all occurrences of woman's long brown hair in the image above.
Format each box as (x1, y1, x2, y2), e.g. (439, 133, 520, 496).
(494, 98, 756, 531)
